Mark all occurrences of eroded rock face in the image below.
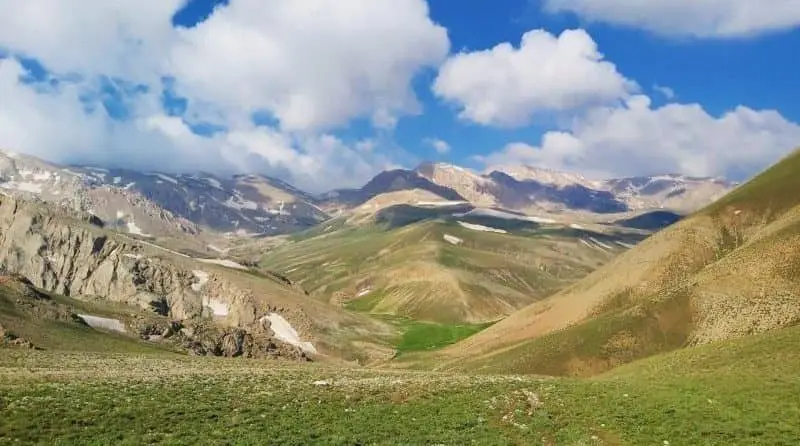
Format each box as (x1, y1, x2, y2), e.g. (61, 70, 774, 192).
(0, 197, 316, 360)
(0, 200, 198, 319)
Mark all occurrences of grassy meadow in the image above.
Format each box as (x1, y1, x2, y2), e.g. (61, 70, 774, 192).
(2, 324, 799, 444)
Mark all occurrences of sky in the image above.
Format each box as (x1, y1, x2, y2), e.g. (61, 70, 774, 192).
(1, 0, 799, 192)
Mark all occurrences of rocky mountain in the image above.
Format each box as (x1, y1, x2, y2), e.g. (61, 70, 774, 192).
(442, 162, 732, 215)
(0, 194, 395, 362)
(0, 149, 733, 239)
(320, 169, 466, 214)
(430, 149, 800, 376)
(0, 150, 328, 237)
(324, 162, 732, 220)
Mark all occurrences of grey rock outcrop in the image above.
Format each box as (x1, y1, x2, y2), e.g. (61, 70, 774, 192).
(0, 196, 316, 359)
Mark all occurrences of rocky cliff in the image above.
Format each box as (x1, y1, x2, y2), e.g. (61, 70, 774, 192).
(0, 195, 319, 359)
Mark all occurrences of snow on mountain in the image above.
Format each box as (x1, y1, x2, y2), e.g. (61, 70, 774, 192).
(0, 149, 732, 237)
(329, 161, 733, 218)
(0, 150, 328, 237)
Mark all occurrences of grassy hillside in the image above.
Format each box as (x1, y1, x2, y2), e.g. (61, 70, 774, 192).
(429, 148, 800, 376)
(2, 323, 798, 444)
(259, 208, 641, 324)
(0, 275, 175, 354)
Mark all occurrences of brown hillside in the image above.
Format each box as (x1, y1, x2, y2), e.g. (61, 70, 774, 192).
(429, 149, 800, 376)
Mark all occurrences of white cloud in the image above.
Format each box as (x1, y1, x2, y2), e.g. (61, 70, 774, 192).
(544, 0, 800, 38)
(425, 137, 451, 154)
(0, 0, 449, 191)
(480, 95, 800, 181)
(169, 0, 449, 132)
(433, 29, 636, 127)
(0, 1, 181, 81)
(0, 57, 392, 192)
(653, 84, 676, 100)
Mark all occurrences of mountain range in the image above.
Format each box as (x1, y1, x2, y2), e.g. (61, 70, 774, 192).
(0, 150, 732, 242)
(2, 146, 799, 445)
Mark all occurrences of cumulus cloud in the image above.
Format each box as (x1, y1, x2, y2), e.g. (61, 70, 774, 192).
(169, 0, 449, 132)
(544, 0, 800, 38)
(424, 137, 451, 154)
(433, 29, 635, 127)
(479, 95, 800, 181)
(0, 0, 449, 191)
(0, 1, 181, 80)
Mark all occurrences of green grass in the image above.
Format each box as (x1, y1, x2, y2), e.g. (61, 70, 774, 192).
(344, 290, 386, 312)
(0, 282, 175, 355)
(261, 218, 624, 324)
(357, 315, 493, 355)
(393, 319, 494, 355)
(706, 147, 800, 220)
(2, 325, 799, 444)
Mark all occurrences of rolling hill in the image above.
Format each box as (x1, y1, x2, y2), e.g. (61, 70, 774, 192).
(259, 201, 646, 325)
(423, 149, 800, 376)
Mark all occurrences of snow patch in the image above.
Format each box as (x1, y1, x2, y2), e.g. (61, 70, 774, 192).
(203, 297, 229, 317)
(126, 219, 150, 237)
(356, 288, 372, 297)
(527, 216, 558, 224)
(122, 253, 143, 260)
(0, 182, 43, 194)
(415, 200, 469, 207)
(116, 210, 125, 219)
(192, 270, 209, 292)
(152, 173, 178, 184)
(443, 234, 463, 245)
(590, 237, 614, 250)
(581, 238, 609, 252)
(207, 244, 229, 254)
(462, 208, 556, 224)
(113, 176, 122, 184)
(205, 177, 223, 189)
(457, 221, 507, 234)
(569, 224, 585, 230)
(262, 313, 317, 354)
(78, 315, 126, 333)
(616, 241, 635, 249)
(61, 168, 82, 177)
(196, 258, 248, 270)
(18, 169, 53, 181)
(225, 196, 259, 211)
(123, 182, 136, 190)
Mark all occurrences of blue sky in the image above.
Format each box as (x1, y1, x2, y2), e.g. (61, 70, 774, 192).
(1, 0, 799, 191)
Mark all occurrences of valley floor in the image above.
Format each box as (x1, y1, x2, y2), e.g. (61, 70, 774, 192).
(2, 325, 800, 445)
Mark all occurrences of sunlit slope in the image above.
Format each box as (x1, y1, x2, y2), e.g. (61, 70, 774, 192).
(433, 149, 800, 375)
(260, 209, 640, 324)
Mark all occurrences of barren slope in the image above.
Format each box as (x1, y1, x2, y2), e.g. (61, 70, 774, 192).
(427, 149, 800, 375)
